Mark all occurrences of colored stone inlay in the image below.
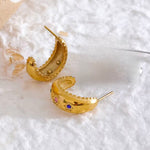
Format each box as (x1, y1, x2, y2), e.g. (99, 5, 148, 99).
(67, 104, 71, 109)
(55, 97, 58, 103)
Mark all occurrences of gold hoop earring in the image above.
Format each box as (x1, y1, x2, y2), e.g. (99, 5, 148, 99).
(51, 76, 113, 114)
(26, 26, 67, 81)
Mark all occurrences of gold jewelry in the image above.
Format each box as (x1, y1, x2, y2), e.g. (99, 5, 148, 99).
(51, 76, 113, 114)
(26, 26, 67, 81)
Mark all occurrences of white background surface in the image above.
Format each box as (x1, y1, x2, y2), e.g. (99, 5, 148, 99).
(0, 0, 150, 149)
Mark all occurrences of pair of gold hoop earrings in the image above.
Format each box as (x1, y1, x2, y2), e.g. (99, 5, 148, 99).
(26, 26, 113, 114)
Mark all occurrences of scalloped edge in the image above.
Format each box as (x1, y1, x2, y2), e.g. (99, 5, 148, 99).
(26, 37, 68, 81)
(53, 76, 97, 101)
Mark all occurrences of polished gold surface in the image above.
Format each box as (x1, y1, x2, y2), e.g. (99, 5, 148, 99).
(26, 26, 68, 81)
(51, 76, 113, 114)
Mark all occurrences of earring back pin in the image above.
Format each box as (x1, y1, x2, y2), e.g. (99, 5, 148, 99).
(26, 26, 68, 81)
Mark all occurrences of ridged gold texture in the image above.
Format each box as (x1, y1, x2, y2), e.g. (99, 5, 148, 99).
(51, 76, 113, 114)
(26, 26, 67, 81)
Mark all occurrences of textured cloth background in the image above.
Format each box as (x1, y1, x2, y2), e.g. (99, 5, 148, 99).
(0, 0, 22, 29)
(0, 0, 150, 150)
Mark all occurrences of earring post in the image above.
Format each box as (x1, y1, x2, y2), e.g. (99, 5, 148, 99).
(44, 26, 58, 38)
(98, 91, 113, 101)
